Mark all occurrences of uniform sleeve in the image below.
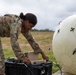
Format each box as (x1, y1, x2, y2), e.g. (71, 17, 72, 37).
(10, 22, 24, 60)
(0, 37, 5, 62)
(21, 30, 42, 54)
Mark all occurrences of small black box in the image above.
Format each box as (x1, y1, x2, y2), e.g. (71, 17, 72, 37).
(5, 58, 52, 75)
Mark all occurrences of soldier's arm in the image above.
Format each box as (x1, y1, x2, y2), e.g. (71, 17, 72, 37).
(21, 30, 42, 54)
(21, 30, 49, 61)
(0, 37, 5, 61)
(10, 23, 24, 60)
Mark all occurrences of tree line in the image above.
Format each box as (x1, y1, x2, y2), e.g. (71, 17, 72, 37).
(31, 29, 54, 32)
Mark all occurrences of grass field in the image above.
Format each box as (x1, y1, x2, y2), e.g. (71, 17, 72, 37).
(1, 31, 59, 73)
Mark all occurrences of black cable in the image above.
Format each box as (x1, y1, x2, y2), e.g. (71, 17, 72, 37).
(24, 64, 35, 75)
(53, 62, 62, 75)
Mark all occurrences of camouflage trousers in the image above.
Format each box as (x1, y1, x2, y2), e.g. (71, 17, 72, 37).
(0, 38, 5, 75)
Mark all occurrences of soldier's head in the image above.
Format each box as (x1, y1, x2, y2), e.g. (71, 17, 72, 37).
(20, 12, 37, 30)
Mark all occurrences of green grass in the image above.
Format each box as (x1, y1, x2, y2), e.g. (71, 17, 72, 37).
(3, 49, 15, 59)
(39, 50, 59, 73)
(2, 31, 59, 73)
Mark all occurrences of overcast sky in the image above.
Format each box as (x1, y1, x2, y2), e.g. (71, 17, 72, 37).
(0, 0, 76, 30)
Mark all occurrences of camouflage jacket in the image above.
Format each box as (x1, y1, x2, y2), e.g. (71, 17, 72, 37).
(0, 14, 42, 60)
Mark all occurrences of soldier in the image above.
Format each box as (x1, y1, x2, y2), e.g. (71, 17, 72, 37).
(0, 12, 49, 75)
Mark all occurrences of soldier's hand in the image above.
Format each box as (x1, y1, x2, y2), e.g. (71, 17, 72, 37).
(22, 57, 31, 64)
(40, 51, 49, 62)
(42, 54, 49, 62)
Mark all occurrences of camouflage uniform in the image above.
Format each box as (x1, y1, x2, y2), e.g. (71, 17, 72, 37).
(0, 14, 42, 75)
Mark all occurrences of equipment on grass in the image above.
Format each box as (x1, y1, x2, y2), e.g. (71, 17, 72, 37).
(5, 51, 52, 75)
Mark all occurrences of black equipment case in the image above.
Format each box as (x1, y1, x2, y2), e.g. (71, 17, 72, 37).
(5, 58, 52, 75)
